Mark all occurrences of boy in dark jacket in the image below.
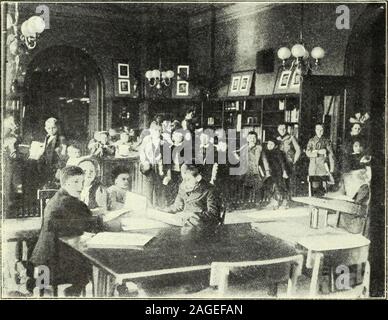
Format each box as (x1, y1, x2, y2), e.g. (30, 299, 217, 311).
(31, 166, 104, 296)
(264, 137, 288, 209)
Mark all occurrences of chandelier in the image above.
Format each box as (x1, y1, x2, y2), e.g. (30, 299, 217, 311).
(277, 4, 325, 75)
(145, 58, 174, 89)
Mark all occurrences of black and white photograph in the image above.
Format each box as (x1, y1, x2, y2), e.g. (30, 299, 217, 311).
(290, 68, 301, 88)
(231, 76, 241, 92)
(239, 75, 250, 92)
(1, 1, 386, 302)
(279, 70, 292, 88)
(118, 79, 130, 94)
(118, 63, 129, 78)
(176, 80, 189, 96)
(177, 65, 189, 80)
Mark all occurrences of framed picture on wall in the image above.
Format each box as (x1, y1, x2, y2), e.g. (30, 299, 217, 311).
(228, 70, 254, 96)
(118, 63, 129, 78)
(177, 65, 189, 80)
(278, 70, 292, 89)
(176, 80, 189, 96)
(119, 79, 130, 94)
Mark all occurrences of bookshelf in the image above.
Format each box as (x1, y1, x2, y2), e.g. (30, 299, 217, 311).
(202, 95, 299, 143)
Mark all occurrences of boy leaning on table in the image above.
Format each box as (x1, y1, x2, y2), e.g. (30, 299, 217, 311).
(30, 166, 121, 297)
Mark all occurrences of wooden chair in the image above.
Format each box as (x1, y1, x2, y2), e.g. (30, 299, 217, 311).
(37, 189, 58, 221)
(209, 254, 304, 297)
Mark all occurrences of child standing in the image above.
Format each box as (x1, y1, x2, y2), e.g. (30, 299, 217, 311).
(264, 137, 288, 209)
(66, 143, 82, 166)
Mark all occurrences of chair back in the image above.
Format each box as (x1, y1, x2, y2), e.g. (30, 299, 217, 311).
(37, 189, 58, 221)
(209, 254, 304, 297)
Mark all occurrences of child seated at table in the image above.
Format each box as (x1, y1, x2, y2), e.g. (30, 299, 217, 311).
(30, 166, 104, 296)
(107, 166, 130, 210)
(264, 137, 288, 210)
(66, 143, 82, 166)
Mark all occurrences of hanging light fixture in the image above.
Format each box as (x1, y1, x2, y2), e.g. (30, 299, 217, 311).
(20, 15, 46, 49)
(145, 57, 174, 89)
(277, 4, 325, 74)
(144, 10, 174, 90)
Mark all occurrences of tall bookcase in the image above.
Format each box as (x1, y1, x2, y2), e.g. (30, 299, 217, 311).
(202, 95, 300, 143)
(202, 75, 353, 154)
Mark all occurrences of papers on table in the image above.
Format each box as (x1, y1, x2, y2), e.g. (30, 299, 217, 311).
(87, 232, 154, 249)
(28, 141, 45, 160)
(121, 217, 168, 231)
(125, 192, 147, 213)
(146, 208, 185, 227)
(102, 208, 131, 222)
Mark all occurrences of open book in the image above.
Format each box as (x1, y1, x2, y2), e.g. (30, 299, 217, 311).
(87, 232, 154, 249)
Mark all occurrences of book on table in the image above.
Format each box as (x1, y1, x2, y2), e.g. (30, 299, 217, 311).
(86, 232, 154, 249)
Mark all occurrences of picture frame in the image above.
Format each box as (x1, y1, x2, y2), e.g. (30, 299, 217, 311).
(239, 75, 250, 92)
(228, 70, 254, 96)
(290, 68, 302, 88)
(118, 63, 129, 78)
(230, 76, 241, 93)
(177, 65, 189, 80)
(176, 80, 189, 96)
(278, 70, 292, 89)
(118, 79, 130, 94)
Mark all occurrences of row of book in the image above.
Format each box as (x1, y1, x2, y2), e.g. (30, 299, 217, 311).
(284, 107, 299, 123)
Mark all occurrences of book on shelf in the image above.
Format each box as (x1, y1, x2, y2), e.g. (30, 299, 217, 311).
(241, 126, 262, 140)
(284, 107, 299, 123)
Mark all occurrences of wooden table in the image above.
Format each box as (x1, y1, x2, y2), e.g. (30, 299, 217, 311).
(60, 223, 298, 297)
(252, 215, 370, 296)
(293, 196, 365, 215)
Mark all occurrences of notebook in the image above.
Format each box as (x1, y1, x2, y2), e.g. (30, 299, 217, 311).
(87, 232, 154, 249)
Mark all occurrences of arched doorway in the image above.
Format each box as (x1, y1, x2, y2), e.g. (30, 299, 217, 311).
(23, 45, 104, 149)
(344, 4, 386, 297)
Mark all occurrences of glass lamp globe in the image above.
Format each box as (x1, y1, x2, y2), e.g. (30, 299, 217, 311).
(291, 44, 306, 58)
(28, 16, 45, 34)
(311, 47, 325, 60)
(277, 47, 291, 60)
(145, 70, 153, 79)
(21, 20, 34, 37)
(152, 69, 160, 79)
(166, 70, 174, 78)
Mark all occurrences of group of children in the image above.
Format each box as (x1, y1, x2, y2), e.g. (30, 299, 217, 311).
(137, 113, 301, 210)
(87, 128, 137, 159)
(60, 128, 138, 169)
